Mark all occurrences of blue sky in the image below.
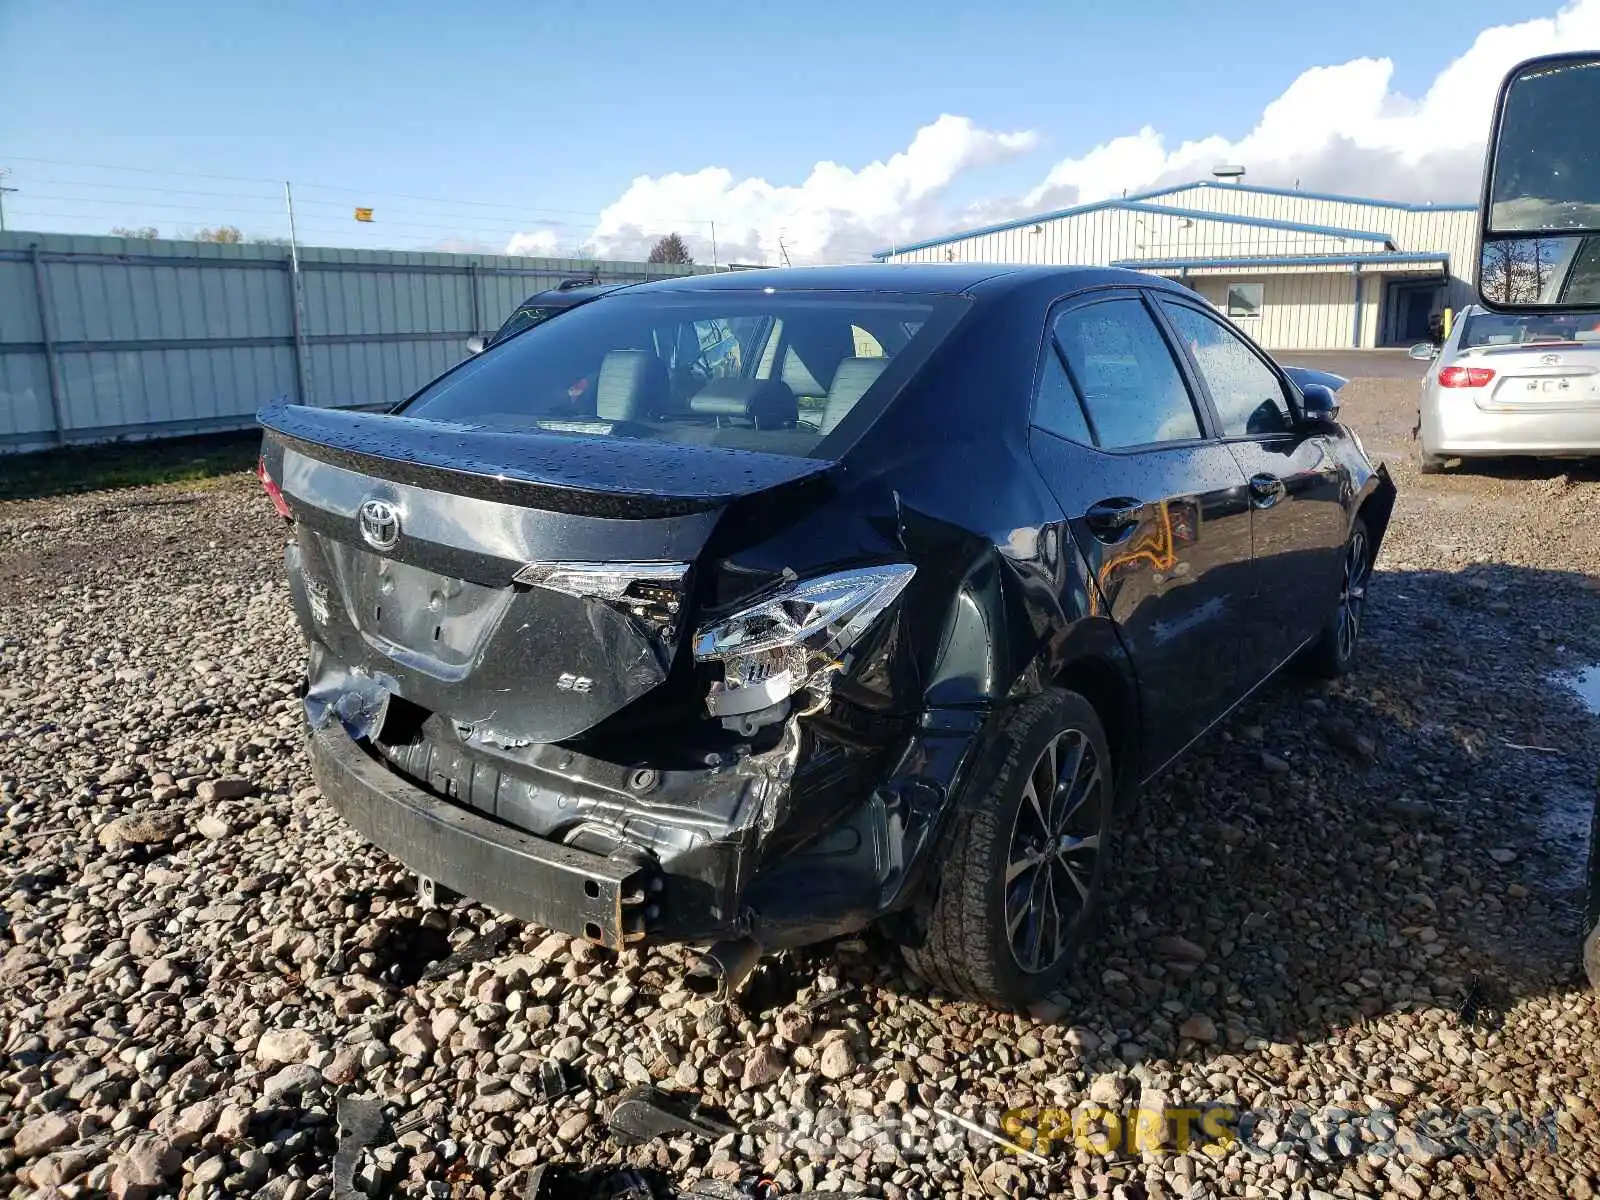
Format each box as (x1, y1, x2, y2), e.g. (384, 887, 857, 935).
(0, 0, 1574, 261)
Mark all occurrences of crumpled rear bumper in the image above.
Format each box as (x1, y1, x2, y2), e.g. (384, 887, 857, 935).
(308, 721, 658, 948)
(305, 704, 987, 951)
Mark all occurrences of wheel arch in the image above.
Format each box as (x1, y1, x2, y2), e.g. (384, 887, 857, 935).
(1355, 463, 1397, 557)
(1052, 648, 1142, 806)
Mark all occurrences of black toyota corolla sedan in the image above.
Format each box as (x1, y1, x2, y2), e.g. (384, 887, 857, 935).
(256, 264, 1394, 1008)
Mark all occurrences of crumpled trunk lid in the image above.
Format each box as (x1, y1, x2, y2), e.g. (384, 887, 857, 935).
(259, 402, 830, 744)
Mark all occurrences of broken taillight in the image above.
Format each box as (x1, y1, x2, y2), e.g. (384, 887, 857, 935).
(256, 455, 293, 521)
(693, 564, 916, 734)
(1438, 365, 1496, 388)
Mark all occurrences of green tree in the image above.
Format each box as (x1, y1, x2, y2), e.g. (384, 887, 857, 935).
(110, 226, 160, 239)
(647, 232, 693, 265)
(192, 225, 244, 244)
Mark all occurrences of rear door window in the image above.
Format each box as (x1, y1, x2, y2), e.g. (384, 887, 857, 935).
(1053, 298, 1204, 449)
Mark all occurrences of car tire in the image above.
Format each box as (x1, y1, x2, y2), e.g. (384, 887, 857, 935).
(1300, 516, 1373, 679)
(1413, 430, 1447, 475)
(903, 688, 1113, 1008)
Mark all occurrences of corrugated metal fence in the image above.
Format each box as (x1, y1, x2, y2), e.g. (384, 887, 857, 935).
(0, 231, 703, 453)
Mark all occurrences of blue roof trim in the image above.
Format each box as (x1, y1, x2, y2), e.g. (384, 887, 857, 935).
(1111, 252, 1448, 270)
(871, 182, 1199, 259)
(871, 178, 1475, 259)
(1172, 179, 1477, 214)
(1114, 201, 1392, 244)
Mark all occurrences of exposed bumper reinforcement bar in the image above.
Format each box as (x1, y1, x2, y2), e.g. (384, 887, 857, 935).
(308, 722, 655, 948)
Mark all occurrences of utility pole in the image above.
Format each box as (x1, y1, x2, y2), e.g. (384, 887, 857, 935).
(0, 169, 17, 233)
(283, 181, 312, 405)
(778, 235, 792, 268)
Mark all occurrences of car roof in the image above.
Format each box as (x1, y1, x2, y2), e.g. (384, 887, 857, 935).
(619, 263, 1182, 297)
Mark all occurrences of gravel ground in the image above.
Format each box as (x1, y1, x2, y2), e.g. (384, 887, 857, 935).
(2, 375, 1599, 1200)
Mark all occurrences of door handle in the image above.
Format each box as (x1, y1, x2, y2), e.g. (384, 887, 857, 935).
(1084, 497, 1146, 540)
(1248, 473, 1286, 509)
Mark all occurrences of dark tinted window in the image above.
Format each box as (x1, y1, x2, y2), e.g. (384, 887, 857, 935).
(1054, 299, 1202, 448)
(493, 304, 562, 342)
(402, 291, 962, 460)
(1458, 310, 1600, 347)
(1160, 302, 1292, 437)
(1226, 283, 1264, 319)
(1032, 340, 1093, 444)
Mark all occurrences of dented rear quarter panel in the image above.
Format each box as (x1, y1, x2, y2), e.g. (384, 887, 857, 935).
(256, 268, 1237, 948)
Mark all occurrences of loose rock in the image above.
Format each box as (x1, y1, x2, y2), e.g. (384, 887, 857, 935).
(98, 811, 183, 850)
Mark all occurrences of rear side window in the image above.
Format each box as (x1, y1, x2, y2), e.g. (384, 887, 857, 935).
(1032, 338, 1093, 445)
(401, 291, 965, 461)
(1053, 299, 1203, 449)
(1159, 301, 1293, 437)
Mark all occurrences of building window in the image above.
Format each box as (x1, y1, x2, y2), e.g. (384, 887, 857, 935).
(1226, 283, 1264, 319)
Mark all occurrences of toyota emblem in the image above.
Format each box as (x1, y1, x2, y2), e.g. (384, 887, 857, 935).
(359, 498, 401, 551)
(1540, 352, 1562, 366)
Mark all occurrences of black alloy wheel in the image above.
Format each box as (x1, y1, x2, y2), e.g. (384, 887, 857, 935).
(1003, 727, 1104, 974)
(904, 689, 1114, 1007)
(1301, 516, 1373, 679)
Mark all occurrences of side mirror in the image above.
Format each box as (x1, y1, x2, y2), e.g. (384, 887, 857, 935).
(466, 335, 487, 355)
(1408, 343, 1439, 361)
(1479, 53, 1600, 310)
(1298, 383, 1340, 424)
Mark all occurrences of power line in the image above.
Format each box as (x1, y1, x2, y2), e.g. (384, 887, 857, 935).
(2, 158, 875, 261)
(1, 154, 715, 225)
(22, 177, 287, 201)
(19, 176, 606, 228)
(0, 155, 281, 185)
(1, 206, 602, 255)
(21, 192, 290, 217)
(14, 193, 586, 233)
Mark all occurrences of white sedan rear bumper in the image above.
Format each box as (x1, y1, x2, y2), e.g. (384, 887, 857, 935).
(1423, 393, 1600, 457)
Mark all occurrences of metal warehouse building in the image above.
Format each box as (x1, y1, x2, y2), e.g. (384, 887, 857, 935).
(874, 180, 1476, 350)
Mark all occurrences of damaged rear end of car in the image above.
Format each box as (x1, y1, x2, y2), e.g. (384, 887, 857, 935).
(257, 279, 982, 994)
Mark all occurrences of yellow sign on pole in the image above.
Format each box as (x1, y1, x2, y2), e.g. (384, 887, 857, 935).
(354, 207, 374, 223)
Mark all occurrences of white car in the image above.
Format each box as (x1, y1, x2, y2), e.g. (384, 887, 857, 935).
(1411, 305, 1600, 471)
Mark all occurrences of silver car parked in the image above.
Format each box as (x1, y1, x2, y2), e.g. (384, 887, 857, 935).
(1410, 305, 1600, 472)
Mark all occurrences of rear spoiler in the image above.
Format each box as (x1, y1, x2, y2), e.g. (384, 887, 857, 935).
(256, 401, 832, 519)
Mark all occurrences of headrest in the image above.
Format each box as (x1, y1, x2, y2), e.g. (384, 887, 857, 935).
(688, 378, 798, 429)
(595, 350, 670, 422)
(821, 357, 890, 434)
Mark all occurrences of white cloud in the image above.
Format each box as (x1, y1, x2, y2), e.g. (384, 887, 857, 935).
(503, 115, 1038, 265)
(1031, 0, 1600, 205)
(501, 0, 1600, 264)
(503, 228, 561, 257)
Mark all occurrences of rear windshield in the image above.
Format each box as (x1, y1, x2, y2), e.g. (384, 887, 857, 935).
(401, 289, 963, 459)
(1459, 311, 1600, 348)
